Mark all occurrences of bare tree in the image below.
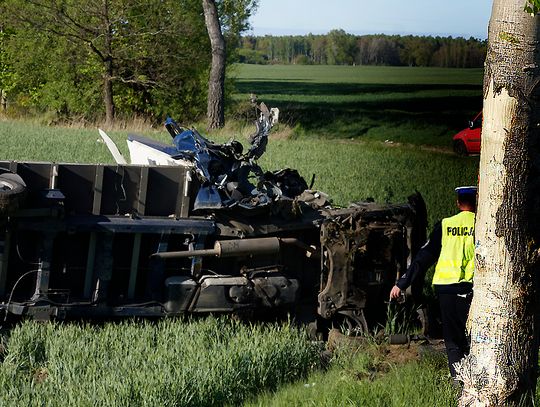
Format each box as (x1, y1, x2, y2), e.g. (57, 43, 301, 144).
(202, 0, 226, 129)
(457, 1, 540, 405)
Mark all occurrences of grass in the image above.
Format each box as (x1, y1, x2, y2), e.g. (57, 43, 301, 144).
(0, 318, 320, 406)
(0, 119, 163, 164)
(231, 64, 484, 145)
(384, 302, 419, 336)
(246, 341, 458, 407)
(257, 138, 478, 227)
(231, 65, 483, 85)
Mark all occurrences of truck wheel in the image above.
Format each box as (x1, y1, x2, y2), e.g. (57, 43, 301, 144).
(453, 140, 468, 156)
(0, 174, 26, 218)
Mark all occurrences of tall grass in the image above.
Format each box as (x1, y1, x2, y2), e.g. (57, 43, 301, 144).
(246, 342, 457, 406)
(0, 318, 319, 406)
(258, 137, 478, 227)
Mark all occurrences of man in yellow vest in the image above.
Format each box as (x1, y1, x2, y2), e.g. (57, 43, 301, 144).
(389, 186, 476, 379)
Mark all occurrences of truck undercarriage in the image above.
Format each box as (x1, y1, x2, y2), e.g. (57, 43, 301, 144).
(0, 160, 426, 334)
(0, 106, 427, 334)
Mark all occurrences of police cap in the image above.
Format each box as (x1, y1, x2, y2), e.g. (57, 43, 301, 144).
(454, 186, 478, 195)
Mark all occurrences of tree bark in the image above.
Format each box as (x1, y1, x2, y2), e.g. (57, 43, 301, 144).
(0, 89, 6, 112)
(102, 0, 115, 125)
(202, 0, 225, 129)
(103, 63, 115, 126)
(456, 1, 540, 406)
(0, 24, 6, 113)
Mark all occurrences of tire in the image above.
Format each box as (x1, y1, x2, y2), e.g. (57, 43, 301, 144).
(0, 174, 26, 218)
(453, 140, 468, 156)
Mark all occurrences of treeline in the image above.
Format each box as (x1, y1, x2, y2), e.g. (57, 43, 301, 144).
(239, 30, 487, 68)
(0, 0, 256, 124)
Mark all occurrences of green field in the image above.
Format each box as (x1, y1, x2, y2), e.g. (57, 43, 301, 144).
(0, 65, 484, 405)
(232, 64, 484, 146)
(233, 65, 483, 84)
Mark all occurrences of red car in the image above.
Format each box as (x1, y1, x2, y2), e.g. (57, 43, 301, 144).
(452, 112, 482, 155)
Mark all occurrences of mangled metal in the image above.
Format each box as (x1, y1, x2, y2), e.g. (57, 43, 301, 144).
(0, 104, 427, 335)
(112, 103, 302, 213)
(318, 197, 426, 334)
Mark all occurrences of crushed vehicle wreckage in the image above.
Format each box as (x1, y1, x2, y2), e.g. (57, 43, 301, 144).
(0, 103, 427, 335)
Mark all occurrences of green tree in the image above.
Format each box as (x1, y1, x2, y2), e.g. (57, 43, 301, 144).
(2, 0, 204, 123)
(0, 0, 254, 124)
(325, 29, 356, 65)
(217, 0, 257, 56)
(311, 36, 327, 64)
(237, 32, 486, 68)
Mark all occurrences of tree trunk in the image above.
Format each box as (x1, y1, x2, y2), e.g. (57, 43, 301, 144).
(202, 0, 225, 129)
(0, 24, 6, 113)
(0, 89, 6, 112)
(103, 63, 115, 126)
(457, 1, 540, 406)
(102, 0, 115, 126)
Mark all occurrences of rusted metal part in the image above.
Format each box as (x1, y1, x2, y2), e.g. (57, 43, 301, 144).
(318, 211, 370, 320)
(318, 196, 424, 332)
(151, 237, 317, 260)
(152, 237, 281, 259)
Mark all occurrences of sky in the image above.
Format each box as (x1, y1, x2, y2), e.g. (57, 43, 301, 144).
(249, 0, 493, 39)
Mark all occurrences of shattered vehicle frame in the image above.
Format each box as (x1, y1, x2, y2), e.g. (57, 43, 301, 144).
(0, 104, 427, 334)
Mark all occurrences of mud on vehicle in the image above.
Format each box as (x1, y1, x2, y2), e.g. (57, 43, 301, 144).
(0, 105, 427, 336)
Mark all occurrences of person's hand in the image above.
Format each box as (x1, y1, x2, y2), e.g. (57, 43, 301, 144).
(389, 285, 402, 300)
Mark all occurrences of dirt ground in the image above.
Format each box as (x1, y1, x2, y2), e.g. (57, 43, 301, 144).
(327, 328, 447, 376)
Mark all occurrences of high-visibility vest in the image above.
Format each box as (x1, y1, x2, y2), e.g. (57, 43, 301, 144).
(432, 211, 475, 285)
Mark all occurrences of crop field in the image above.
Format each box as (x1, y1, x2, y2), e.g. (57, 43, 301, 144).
(0, 319, 319, 406)
(0, 65, 486, 405)
(231, 64, 484, 146)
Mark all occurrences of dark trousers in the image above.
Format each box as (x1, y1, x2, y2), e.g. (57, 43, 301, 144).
(438, 292, 472, 378)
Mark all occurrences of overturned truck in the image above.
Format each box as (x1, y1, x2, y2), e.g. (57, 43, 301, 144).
(0, 106, 427, 334)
